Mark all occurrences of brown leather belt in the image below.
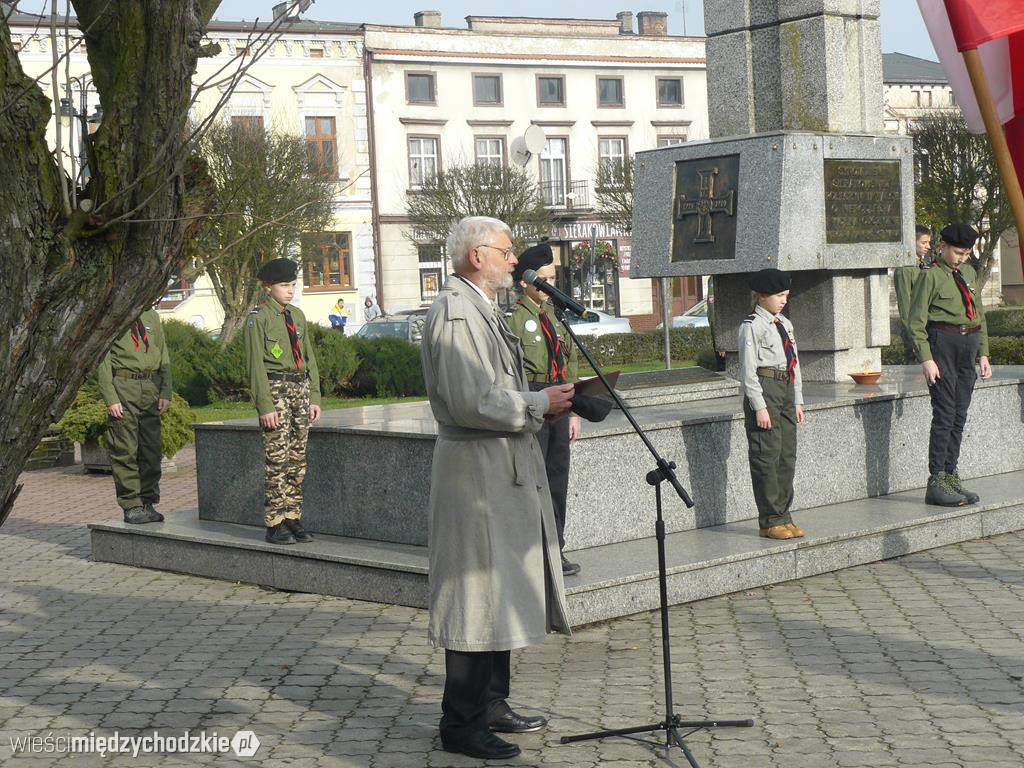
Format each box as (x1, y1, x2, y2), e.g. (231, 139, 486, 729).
(267, 371, 307, 383)
(113, 370, 155, 380)
(927, 321, 981, 335)
(756, 367, 789, 382)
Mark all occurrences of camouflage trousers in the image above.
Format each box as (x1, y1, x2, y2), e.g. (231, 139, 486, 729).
(262, 379, 310, 527)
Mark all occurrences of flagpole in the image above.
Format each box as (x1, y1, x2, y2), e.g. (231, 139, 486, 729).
(961, 48, 1024, 268)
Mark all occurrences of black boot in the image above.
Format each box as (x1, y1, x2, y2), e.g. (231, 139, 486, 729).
(265, 522, 297, 545)
(142, 502, 164, 522)
(925, 472, 967, 507)
(124, 506, 161, 524)
(561, 553, 580, 577)
(284, 519, 313, 543)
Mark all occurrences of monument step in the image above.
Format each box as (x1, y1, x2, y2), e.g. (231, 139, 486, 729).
(89, 469, 1024, 626)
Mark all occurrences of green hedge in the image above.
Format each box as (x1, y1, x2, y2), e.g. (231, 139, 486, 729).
(586, 327, 714, 368)
(883, 334, 1024, 365)
(163, 319, 405, 404)
(983, 307, 1024, 337)
(347, 337, 426, 398)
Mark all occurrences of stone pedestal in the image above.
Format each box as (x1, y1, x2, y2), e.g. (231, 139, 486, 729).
(630, 0, 912, 381)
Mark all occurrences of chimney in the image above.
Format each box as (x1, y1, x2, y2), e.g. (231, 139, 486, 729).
(616, 11, 634, 35)
(414, 10, 442, 28)
(637, 11, 668, 36)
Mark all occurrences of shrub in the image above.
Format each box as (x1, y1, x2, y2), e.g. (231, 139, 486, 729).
(585, 328, 714, 367)
(984, 307, 1024, 337)
(306, 325, 359, 395)
(348, 337, 426, 398)
(163, 320, 218, 405)
(206, 334, 249, 402)
(56, 386, 196, 458)
(987, 336, 1024, 365)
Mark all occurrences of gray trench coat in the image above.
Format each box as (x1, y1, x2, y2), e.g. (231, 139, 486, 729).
(420, 276, 571, 652)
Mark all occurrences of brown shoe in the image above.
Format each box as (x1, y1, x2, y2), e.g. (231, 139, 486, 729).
(786, 523, 806, 538)
(759, 524, 795, 540)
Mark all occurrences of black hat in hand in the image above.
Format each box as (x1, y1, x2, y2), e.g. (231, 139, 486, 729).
(571, 392, 613, 422)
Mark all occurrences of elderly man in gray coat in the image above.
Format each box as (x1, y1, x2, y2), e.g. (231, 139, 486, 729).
(421, 216, 576, 761)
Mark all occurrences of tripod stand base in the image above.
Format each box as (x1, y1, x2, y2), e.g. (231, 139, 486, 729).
(560, 715, 754, 768)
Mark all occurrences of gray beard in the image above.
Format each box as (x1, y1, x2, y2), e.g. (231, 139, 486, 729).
(483, 271, 512, 294)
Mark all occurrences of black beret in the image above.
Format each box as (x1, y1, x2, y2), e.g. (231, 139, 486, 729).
(512, 242, 553, 284)
(257, 258, 298, 283)
(748, 268, 791, 294)
(940, 222, 978, 249)
(572, 392, 613, 423)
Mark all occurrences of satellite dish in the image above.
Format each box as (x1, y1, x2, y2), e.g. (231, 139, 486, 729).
(510, 136, 531, 167)
(524, 124, 546, 154)
(510, 126, 547, 167)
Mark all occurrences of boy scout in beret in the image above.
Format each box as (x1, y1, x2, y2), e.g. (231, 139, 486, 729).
(97, 309, 173, 524)
(893, 225, 933, 362)
(908, 222, 991, 507)
(738, 268, 806, 540)
(508, 243, 582, 576)
(245, 257, 322, 545)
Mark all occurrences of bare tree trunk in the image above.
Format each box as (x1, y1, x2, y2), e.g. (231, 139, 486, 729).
(0, 1, 221, 523)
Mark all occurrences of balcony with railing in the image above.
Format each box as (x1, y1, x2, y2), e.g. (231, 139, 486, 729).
(540, 179, 590, 210)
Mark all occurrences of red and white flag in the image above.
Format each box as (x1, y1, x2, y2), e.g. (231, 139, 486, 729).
(918, 0, 1024, 206)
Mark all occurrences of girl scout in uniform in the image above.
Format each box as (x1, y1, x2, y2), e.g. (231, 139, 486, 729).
(738, 268, 806, 540)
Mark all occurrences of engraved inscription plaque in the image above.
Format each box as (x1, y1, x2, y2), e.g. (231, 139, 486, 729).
(671, 154, 740, 262)
(824, 160, 901, 244)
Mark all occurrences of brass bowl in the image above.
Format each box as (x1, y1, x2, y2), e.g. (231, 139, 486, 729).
(849, 371, 882, 385)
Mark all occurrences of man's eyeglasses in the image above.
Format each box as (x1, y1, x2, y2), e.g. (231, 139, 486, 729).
(475, 244, 516, 262)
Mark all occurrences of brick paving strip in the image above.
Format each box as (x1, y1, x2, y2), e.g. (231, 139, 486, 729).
(1, 446, 1022, 767)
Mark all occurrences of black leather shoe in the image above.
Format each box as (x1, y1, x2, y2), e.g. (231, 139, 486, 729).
(284, 519, 313, 543)
(561, 554, 581, 577)
(441, 729, 521, 760)
(489, 710, 548, 733)
(265, 523, 296, 545)
(143, 502, 164, 522)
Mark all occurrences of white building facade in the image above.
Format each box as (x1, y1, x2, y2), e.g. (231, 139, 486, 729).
(364, 11, 709, 326)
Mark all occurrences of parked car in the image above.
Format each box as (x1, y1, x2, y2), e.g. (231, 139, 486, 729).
(564, 309, 633, 337)
(354, 315, 426, 344)
(657, 299, 709, 330)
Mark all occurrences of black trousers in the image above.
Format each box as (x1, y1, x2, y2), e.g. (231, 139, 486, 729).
(440, 649, 511, 737)
(927, 327, 980, 476)
(535, 413, 571, 550)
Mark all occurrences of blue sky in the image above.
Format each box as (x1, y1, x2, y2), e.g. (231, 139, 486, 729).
(15, 1, 938, 60)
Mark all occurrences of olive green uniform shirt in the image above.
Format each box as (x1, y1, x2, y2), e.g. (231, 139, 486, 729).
(893, 261, 925, 326)
(244, 297, 322, 415)
(96, 309, 172, 406)
(508, 296, 579, 383)
(907, 259, 989, 362)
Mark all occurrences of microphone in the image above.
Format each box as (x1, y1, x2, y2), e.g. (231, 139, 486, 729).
(522, 269, 590, 317)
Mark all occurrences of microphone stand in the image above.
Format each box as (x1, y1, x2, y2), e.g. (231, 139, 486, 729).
(554, 302, 754, 767)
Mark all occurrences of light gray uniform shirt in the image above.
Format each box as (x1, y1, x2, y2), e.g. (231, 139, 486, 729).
(737, 304, 804, 411)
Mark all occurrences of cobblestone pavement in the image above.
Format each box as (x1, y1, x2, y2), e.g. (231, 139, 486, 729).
(2, 447, 1023, 767)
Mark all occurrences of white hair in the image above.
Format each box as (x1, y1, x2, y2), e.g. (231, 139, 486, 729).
(446, 216, 511, 273)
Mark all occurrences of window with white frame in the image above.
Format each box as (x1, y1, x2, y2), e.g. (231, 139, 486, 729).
(408, 136, 439, 188)
(657, 135, 687, 147)
(598, 137, 626, 174)
(474, 137, 505, 167)
(539, 138, 568, 206)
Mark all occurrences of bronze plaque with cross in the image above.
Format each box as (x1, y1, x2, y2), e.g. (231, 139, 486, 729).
(671, 154, 740, 262)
